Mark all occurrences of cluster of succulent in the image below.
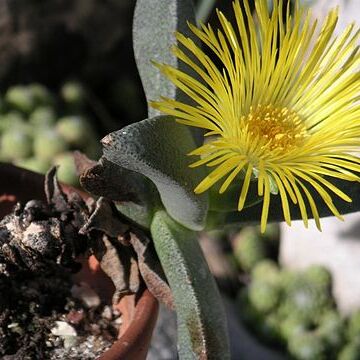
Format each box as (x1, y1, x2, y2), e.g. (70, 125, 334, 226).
(236, 249, 360, 359)
(232, 225, 280, 272)
(0, 82, 100, 186)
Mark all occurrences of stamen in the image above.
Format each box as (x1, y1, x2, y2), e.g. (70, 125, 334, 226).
(244, 104, 308, 152)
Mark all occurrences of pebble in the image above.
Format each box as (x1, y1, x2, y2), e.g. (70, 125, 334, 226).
(51, 321, 77, 337)
(101, 306, 112, 321)
(113, 316, 122, 325)
(63, 335, 78, 349)
(7, 322, 23, 336)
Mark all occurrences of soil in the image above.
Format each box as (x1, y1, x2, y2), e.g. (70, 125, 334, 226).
(0, 168, 163, 360)
(0, 263, 122, 360)
(0, 169, 122, 360)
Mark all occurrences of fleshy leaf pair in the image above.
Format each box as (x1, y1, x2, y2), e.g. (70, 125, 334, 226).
(101, 0, 231, 359)
(99, 0, 360, 359)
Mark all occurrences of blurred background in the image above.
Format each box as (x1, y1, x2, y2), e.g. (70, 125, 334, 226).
(0, 0, 147, 186)
(0, 0, 358, 359)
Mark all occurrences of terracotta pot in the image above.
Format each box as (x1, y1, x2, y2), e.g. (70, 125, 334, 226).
(0, 162, 159, 360)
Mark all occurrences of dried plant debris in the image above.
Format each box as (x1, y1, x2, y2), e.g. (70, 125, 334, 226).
(83, 195, 174, 307)
(77, 153, 161, 226)
(80, 197, 129, 241)
(0, 167, 171, 304)
(77, 154, 174, 308)
(0, 168, 90, 273)
(0, 166, 173, 357)
(130, 231, 174, 310)
(76, 153, 141, 203)
(73, 151, 98, 178)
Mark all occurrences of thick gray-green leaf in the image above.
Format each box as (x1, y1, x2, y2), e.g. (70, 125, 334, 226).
(133, 0, 198, 117)
(207, 178, 360, 229)
(151, 210, 230, 360)
(102, 115, 208, 231)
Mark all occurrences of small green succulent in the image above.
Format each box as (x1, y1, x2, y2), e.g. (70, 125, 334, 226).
(347, 310, 360, 340)
(56, 116, 93, 148)
(53, 152, 78, 186)
(280, 315, 310, 342)
(233, 227, 267, 271)
(317, 310, 345, 350)
(33, 128, 68, 161)
(338, 341, 360, 360)
(288, 333, 326, 360)
(248, 280, 281, 314)
(0, 112, 25, 133)
(304, 265, 332, 291)
(5, 85, 36, 114)
(60, 81, 86, 110)
(29, 106, 56, 128)
(28, 83, 54, 107)
(282, 273, 330, 322)
(251, 259, 281, 284)
(1, 128, 33, 160)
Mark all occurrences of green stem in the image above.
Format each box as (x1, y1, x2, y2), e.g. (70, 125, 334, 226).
(151, 210, 230, 359)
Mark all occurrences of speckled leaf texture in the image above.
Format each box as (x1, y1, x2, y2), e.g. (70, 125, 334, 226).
(151, 210, 230, 360)
(133, 0, 199, 118)
(102, 115, 208, 231)
(131, 1, 230, 359)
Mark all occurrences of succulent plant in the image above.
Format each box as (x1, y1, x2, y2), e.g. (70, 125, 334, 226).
(1, 128, 33, 160)
(33, 128, 68, 161)
(347, 310, 360, 340)
(235, 255, 360, 359)
(304, 265, 332, 291)
(317, 310, 345, 350)
(251, 259, 281, 284)
(0, 82, 100, 185)
(288, 333, 326, 360)
(5, 86, 35, 114)
(56, 116, 93, 148)
(338, 341, 360, 360)
(248, 280, 281, 314)
(0, 0, 357, 358)
(233, 227, 267, 271)
(282, 274, 330, 322)
(280, 315, 310, 342)
(28, 83, 54, 107)
(60, 81, 86, 110)
(53, 152, 78, 186)
(29, 106, 56, 128)
(0, 112, 25, 133)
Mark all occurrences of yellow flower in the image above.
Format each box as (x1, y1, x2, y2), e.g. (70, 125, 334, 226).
(151, 0, 360, 232)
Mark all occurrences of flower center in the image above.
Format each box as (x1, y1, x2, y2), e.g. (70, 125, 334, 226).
(245, 104, 308, 152)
